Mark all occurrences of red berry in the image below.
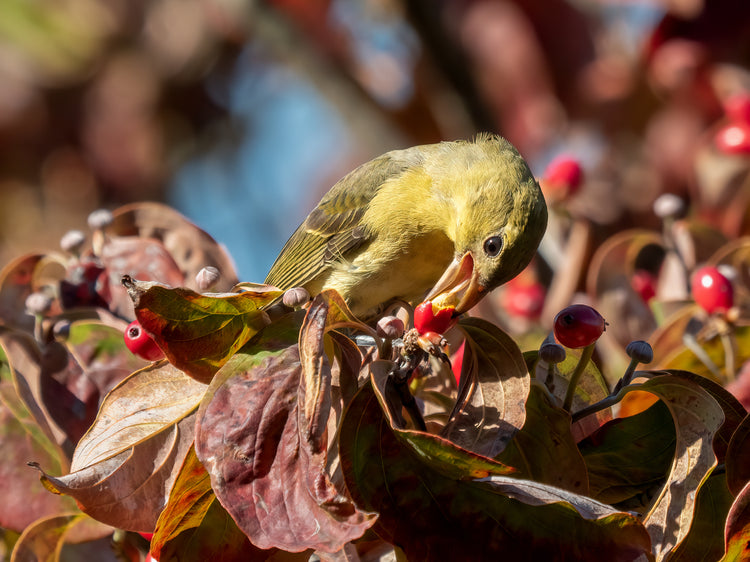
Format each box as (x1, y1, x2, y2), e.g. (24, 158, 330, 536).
(631, 269, 657, 303)
(553, 304, 606, 349)
(124, 320, 164, 361)
(413, 301, 455, 335)
(715, 123, 750, 154)
(691, 266, 734, 314)
(501, 278, 545, 319)
(542, 156, 584, 199)
(139, 532, 154, 542)
(724, 93, 750, 126)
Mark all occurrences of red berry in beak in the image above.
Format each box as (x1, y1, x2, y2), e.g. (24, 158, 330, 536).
(413, 301, 456, 335)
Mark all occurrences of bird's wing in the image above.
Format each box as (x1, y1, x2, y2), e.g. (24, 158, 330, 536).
(265, 149, 419, 290)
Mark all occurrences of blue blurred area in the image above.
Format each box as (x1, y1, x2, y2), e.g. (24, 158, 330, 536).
(168, 46, 353, 283)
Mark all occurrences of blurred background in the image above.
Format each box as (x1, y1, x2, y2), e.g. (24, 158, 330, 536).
(1, 0, 749, 285)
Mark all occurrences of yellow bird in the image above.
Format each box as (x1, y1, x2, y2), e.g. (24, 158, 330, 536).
(265, 134, 547, 320)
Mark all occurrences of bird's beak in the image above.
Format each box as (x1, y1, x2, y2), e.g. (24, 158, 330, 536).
(424, 252, 486, 316)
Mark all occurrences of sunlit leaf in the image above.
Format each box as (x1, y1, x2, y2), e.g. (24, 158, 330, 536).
(618, 373, 724, 560)
(668, 471, 733, 562)
(152, 447, 266, 562)
(124, 276, 282, 383)
(45, 320, 144, 444)
(441, 317, 529, 457)
(9, 512, 113, 562)
(10, 512, 80, 562)
(36, 410, 197, 533)
(339, 377, 651, 561)
(195, 315, 376, 553)
(658, 324, 750, 384)
(299, 295, 333, 448)
(71, 361, 206, 470)
(496, 382, 589, 494)
(723, 478, 750, 562)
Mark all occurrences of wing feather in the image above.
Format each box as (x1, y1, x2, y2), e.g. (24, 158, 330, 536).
(265, 148, 423, 290)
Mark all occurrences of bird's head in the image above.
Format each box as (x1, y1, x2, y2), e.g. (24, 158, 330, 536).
(423, 136, 548, 315)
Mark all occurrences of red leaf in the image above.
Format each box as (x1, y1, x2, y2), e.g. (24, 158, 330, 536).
(195, 322, 375, 552)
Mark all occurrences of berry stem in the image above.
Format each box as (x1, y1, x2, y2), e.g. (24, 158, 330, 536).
(621, 357, 640, 384)
(682, 332, 723, 380)
(718, 326, 737, 383)
(562, 343, 595, 412)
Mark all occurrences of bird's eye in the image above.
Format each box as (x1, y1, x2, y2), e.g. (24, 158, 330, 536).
(483, 236, 503, 257)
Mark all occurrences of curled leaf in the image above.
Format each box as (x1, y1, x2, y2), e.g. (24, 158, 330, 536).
(123, 276, 282, 383)
(442, 317, 529, 457)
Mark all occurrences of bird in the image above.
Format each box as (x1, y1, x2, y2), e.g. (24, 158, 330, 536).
(265, 133, 548, 320)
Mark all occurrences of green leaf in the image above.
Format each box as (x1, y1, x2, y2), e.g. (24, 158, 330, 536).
(668, 471, 733, 562)
(124, 276, 283, 383)
(339, 376, 652, 561)
(443, 317, 529, 457)
(152, 447, 266, 562)
(578, 400, 675, 507)
(497, 382, 590, 495)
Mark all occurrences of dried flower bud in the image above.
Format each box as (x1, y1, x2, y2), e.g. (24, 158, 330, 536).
(52, 320, 71, 341)
(282, 287, 311, 308)
(376, 316, 405, 339)
(60, 230, 86, 254)
(625, 340, 653, 364)
(195, 266, 221, 291)
(653, 194, 685, 219)
(25, 292, 52, 315)
(539, 342, 566, 364)
(87, 209, 114, 230)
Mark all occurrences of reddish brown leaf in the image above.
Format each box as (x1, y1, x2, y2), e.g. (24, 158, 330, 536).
(724, 478, 750, 561)
(726, 413, 750, 495)
(97, 236, 186, 319)
(70, 362, 206, 471)
(621, 373, 725, 560)
(37, 414, 196, 533)
(152, 447, 267, 562)
(195, 336, 376, 552)
(442, 317, 529, 457)
(38, 364, 199, 536)
(0, 381, 76, 531)
(110, 202, 239, 292)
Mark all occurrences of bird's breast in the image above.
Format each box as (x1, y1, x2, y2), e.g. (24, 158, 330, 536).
(321, 229, 454, 318)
